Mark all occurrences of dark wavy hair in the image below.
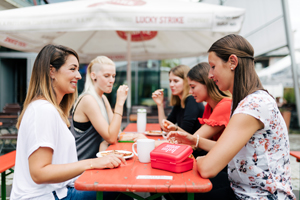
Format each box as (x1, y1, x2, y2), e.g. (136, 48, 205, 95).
(187, 62, 231, 103)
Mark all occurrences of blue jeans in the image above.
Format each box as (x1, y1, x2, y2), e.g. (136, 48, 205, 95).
(53, 187, 133, 200)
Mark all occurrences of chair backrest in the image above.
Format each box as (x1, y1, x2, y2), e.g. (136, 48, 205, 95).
(2, 103, 21, 115)
(5, 103, 21, 108)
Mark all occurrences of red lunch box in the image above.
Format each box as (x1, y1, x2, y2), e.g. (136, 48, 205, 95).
(150, 143, 194, 173)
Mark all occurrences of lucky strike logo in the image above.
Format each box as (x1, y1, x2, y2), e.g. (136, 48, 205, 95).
(116, 31, 157, 42)
(88, 0, 146, 7)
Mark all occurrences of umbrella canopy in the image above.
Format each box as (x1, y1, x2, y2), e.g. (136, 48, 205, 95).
(0, 0, 245, 114)
(0, 0, 245, 62)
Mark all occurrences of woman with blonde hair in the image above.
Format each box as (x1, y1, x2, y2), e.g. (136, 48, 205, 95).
(71, 56, 128, 160)
(11, 44, 126, 200)
(152, 65, 204, 134)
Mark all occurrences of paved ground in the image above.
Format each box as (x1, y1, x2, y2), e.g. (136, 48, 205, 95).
(288, 134, 300, 199)
(1, 132, 300, 199)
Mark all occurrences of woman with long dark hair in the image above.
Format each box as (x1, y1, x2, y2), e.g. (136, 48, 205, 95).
(169, 34, 296, 199)
(11, 45, 126, 200)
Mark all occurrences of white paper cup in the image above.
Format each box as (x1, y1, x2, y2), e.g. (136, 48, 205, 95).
(132, 139, 155, 163)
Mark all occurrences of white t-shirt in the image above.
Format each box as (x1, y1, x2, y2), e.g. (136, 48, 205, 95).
(229, 91, 295, 200)
(10, 100, 78, 200)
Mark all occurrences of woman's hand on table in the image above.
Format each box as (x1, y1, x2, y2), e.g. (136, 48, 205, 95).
(162, 119, 178, 132)
(167, 131, 197, 146)
(93, 154, 126, 169)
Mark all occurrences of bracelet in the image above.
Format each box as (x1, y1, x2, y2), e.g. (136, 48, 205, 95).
(195, 134, 199, 148)
(114, 112, 122, 117)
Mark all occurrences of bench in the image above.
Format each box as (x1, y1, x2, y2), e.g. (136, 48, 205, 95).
(2, 104, 21, 115)
(0, 150, 16, 200)
(0, 134, 17, 154)
(290, 151, 300, 162)
(0, 114, 18, 154)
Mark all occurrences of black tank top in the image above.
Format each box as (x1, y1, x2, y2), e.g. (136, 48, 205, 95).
(73, 120, 92, 131)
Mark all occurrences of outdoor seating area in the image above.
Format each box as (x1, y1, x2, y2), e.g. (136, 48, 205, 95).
(0, 103, 20, 154)
(0, 150, 16, 200)
(1, 0, 300, 199)
(75, 123, 212, 200)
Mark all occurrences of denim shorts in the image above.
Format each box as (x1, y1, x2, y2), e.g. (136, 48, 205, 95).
(52, 187, 96, 200)
(52, 187, 133, 200)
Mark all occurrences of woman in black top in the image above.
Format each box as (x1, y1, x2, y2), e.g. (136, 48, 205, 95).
(152, 65, 204, 134)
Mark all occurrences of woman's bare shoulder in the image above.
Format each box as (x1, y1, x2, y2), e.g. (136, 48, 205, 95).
(78, 94, 98, 108)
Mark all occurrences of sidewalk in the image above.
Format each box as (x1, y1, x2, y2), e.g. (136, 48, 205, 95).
(289, 134, 300, 199)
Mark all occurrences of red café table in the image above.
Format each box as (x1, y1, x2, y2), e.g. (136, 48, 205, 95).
(75, 123, 212, 200)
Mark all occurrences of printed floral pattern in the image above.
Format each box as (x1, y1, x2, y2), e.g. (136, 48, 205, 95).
(229, 90, 296, 200)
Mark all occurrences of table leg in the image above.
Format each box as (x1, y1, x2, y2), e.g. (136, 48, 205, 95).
(1, 172, 6, 200)
(147, 193, 166, 200)
(96, 191, 103, 200)
(118, 192, 166, 200)
(187, 193, 194, 200)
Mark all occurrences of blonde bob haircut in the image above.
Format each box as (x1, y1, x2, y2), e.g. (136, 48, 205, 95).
(187, 62, 231, 103)
(17, 44, 79, 128)
(169, 65, 191, 108)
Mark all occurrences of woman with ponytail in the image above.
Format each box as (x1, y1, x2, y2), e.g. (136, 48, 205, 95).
(71, 56, 128, 161)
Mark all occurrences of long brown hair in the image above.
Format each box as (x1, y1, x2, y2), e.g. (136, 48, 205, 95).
(169, 65, 190, 108)
(187, 62, 231, 102)
(208, 34, 264, 115)
(17, 44, 79, 128)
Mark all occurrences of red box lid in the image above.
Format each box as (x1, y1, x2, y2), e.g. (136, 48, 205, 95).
(150, 143, 193, 164)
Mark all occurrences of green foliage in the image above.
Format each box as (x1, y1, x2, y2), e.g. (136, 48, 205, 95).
(161, 59, 180, 68)
(284, 88, 296, 104)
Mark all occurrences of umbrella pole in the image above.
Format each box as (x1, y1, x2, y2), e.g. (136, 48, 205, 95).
(126, 32, 132, 125)
(282, 0, 300, 127)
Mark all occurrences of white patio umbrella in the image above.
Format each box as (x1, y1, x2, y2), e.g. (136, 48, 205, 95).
(0, 0, 245, 114)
